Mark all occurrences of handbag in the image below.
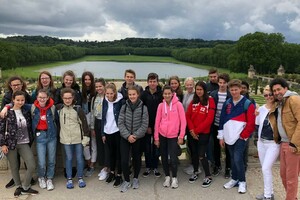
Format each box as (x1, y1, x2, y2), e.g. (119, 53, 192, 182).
(0, 119, 8, 161)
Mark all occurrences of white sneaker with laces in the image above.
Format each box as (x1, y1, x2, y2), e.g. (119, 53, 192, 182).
(163, 176, 171, 187)
(238, 181, 247, 194)
(38, 177, 47, 189)
(171, 177, 178, 189)
(46, 179, 54, 191)
(99, 169, 108, 181)
(223, 179, 238, 189)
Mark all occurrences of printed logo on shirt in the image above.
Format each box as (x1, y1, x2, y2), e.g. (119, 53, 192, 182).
(40, 115, 46, 121)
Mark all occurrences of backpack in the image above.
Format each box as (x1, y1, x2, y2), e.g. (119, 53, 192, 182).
(224, 98, 252, 114)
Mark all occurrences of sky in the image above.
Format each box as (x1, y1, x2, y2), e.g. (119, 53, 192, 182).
(0, 0, 300, 43)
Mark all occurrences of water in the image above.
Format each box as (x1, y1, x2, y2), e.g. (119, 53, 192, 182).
(42, 61, 208, 79)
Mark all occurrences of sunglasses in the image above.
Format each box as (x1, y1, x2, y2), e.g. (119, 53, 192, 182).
(263, 93, 273, 98)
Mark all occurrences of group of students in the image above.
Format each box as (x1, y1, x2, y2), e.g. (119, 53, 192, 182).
(0, 68, 299, 200)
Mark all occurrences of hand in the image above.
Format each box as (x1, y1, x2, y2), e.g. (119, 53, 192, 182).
(178, 138, 184, 145)
(289, 146, 297, 153)
(102, 136, 106, 144)
(147, 127, 152, 134)
(1, 145, 8, 154)
(82, 136, 90, 147)
(190, 130, 198, 140)
(154, 140, 160, 148)
(219, 139, 225, 148)
(128, 135, 136, 143)
(0, 107, 8, 118)
(91, 130, 96, 137)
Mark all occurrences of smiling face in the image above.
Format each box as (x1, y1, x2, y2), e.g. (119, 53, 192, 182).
(163, 88, 173, 104)
(10, 79, 23, 93)
(185, 80, 194, 94)
(170, 79, 179, 92)
(218, 78, 228, 92)
(62, 92, 74, 106)
(105, 88, 115, 102)
(40, 73, 51, 88)
(63, 75, 74, 88)
(263, 90, 274, 104)
(84, 75, 92, 87)
(95, 82, 105, 95)
(125, 72, 135, 86)
(229, 86, 242, 101)
(37, 92, 49, 107)
(128, 89, 139, 104)
(272, 84, 288, 102)
(13, 94, 25, 109)
(148, 78, 158, 91)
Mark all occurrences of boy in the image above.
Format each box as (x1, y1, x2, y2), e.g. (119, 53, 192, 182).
(118, 69, 143, 100)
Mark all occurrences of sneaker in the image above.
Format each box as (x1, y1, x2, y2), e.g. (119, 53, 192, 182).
(113, 175, 123, 188)
(212, 166, 221, 176)
(163, 176, 171, 187)
(223, 179, 238, 189)
(224, 168, 231, 179)
(99, 169, 108, 181)
(38, 177, 47, 189)
(21, 188, 39, 195)
(14, 187, 22, 197)
(85, 167, 94, 177)
(153, 169, 161, 177)
(66, 179, 74, 189)
(46, 179, 54, 191)
(256, 193, 274, 200)
(171, 177, 178, 189)
(132, 178, 139, 189)
(189, 174, 198, 183)
(143, 168, 151, 177)
(106, 173, 115, 183)
(202, 177, 212, 188)
(5, 179, 15, 189)
(78, 178, 86, 188)
(238, 181, 247, 194)
(120, 181, 131, 193)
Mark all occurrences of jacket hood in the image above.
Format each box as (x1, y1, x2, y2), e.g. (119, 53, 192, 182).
(145, 85, 162, 94)
(162, 92, 179, 114)
(105, 92, 123, 103)
(34, 97, 54, 110)
(283, 90, 299, 98)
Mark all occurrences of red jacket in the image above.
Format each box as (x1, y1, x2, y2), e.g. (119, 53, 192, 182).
(186, 97, 215, 134)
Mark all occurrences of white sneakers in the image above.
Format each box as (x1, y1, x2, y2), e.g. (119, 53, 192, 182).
(38, 177, 54, 191)
(163, 176, 178, 189)
(171, 177, 178, 189)
(98, 168, 108, 181)
(223, 179, 247, 194)
(183, 164, 202, 175)
(163, 176, 171, 187)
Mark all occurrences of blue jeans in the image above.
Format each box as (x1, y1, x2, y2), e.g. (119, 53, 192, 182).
(36, 131, 57, 179)
(227, 139, 247, 182)
(64, 143, 84, 179)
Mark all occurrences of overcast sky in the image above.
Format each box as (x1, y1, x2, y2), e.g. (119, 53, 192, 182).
(0, 0, 299, 43)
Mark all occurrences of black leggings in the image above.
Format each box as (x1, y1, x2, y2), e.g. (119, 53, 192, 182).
(95, 118, 110, 167)
(159, 135, 178, 177)
(105, 132, 121, 174)
(120, 137, 142, 182)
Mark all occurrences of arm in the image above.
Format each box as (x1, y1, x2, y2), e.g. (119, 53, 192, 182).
(217, 102, 227, 140)
(186, 102, 195, 131)
(118, 105, 131, 140)
(154, 104, 162, 141)
(240, 103, 256, 139)
(134, 106, 149, 139)
(178, 103, 187, 139)
(195, 98, 216, 134)
(289, 96, 300, 151)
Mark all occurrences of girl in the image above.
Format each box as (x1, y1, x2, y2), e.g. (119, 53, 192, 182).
(118, 86, 149, 192)
(81, 71, 96, 177)
(186, 81, 215, 187)
(59, 88, 89, 189)
(90, 78, 108, 180)
(31, 71, 56, 101)
(101, 83, 123, 188)
(0, 91, 38, 197)
(154, 85, 186, 189)
(255, 86, 279, 200)
(168, 76, 183, 102)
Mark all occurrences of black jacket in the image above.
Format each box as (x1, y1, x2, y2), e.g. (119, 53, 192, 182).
(1, 91, 31, 109)
(55, 83, 82, 106)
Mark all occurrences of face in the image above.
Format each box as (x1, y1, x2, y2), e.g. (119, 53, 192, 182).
(185, 80, 194, 94)
(37, 92, 49, 107)
(105, 88, 115, 102)
(13, 95, 25, 109)
(128, 89, 139, 103)
(84, 75, 92, 87)
(10, 80, 23, 92)
(40, 74, 51, 88)
(272, 84, 288, 101)
(263, 90, 274, 103)
(125, 72, 135, 85)
(170, 79, 179, 91)
(163, 89, 173, 103)
(95, 82, 105, 95)
(63, 75, 74, 88)
(195, 85, 204, 98)
(241, 84, 248, 95)
(62, 93, 74, 106)
(218, 79, 228, 91)
(229, 86, 242, 100)
(148, 78, 158, 91)
(209, 73, 218, 84)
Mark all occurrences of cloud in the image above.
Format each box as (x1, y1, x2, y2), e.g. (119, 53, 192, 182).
(0, 0, 300, 42)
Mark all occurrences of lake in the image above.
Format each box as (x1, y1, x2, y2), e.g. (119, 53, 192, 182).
(42, 61, 208, 79)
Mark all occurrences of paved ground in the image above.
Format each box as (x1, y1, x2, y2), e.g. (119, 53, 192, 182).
(0, 162, 291, 200)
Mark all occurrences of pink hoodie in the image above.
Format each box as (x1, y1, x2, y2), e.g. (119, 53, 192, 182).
(154, 93, 186, 141)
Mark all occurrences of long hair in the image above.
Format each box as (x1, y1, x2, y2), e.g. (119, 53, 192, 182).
(105, 83, 118, 102)
(37, 71, 56, 97)
(168, 75, 183, 97)
(62, 70, 76, 88)
(193, 81, 209, 106)
(6, 76, 27, 92)
(81, 71, 95, 103)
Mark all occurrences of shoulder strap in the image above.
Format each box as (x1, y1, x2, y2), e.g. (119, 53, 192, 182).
(31, 104, 36, 116)
(244, 99, 251, 113)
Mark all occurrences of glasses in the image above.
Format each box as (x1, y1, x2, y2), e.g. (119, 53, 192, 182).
(11, 84, 22, 87)
(38, 97, 48, 100)
(63, 97, 73, 100)
(41, 77, 50, 80)
(263, 93, 273, 98)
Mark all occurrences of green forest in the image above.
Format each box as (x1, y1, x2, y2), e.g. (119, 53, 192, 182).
(0, 32, 299, 75)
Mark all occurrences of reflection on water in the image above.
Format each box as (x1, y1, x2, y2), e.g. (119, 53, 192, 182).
(41, 61, 208, 79)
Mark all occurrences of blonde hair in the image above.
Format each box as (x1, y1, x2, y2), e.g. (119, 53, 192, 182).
(263, 85, 271, 93)
(184, 77, 194, 86)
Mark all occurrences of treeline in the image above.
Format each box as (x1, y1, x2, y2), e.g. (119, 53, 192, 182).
(1, 32, 300, 74)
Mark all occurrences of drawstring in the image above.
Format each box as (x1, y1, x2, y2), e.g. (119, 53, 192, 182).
(164, 101, 172, 116)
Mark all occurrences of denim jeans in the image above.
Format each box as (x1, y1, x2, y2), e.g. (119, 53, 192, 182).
(64, 143, 84, 179)
(227, 138, 246, 182)
(36, 131, 57, 179)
